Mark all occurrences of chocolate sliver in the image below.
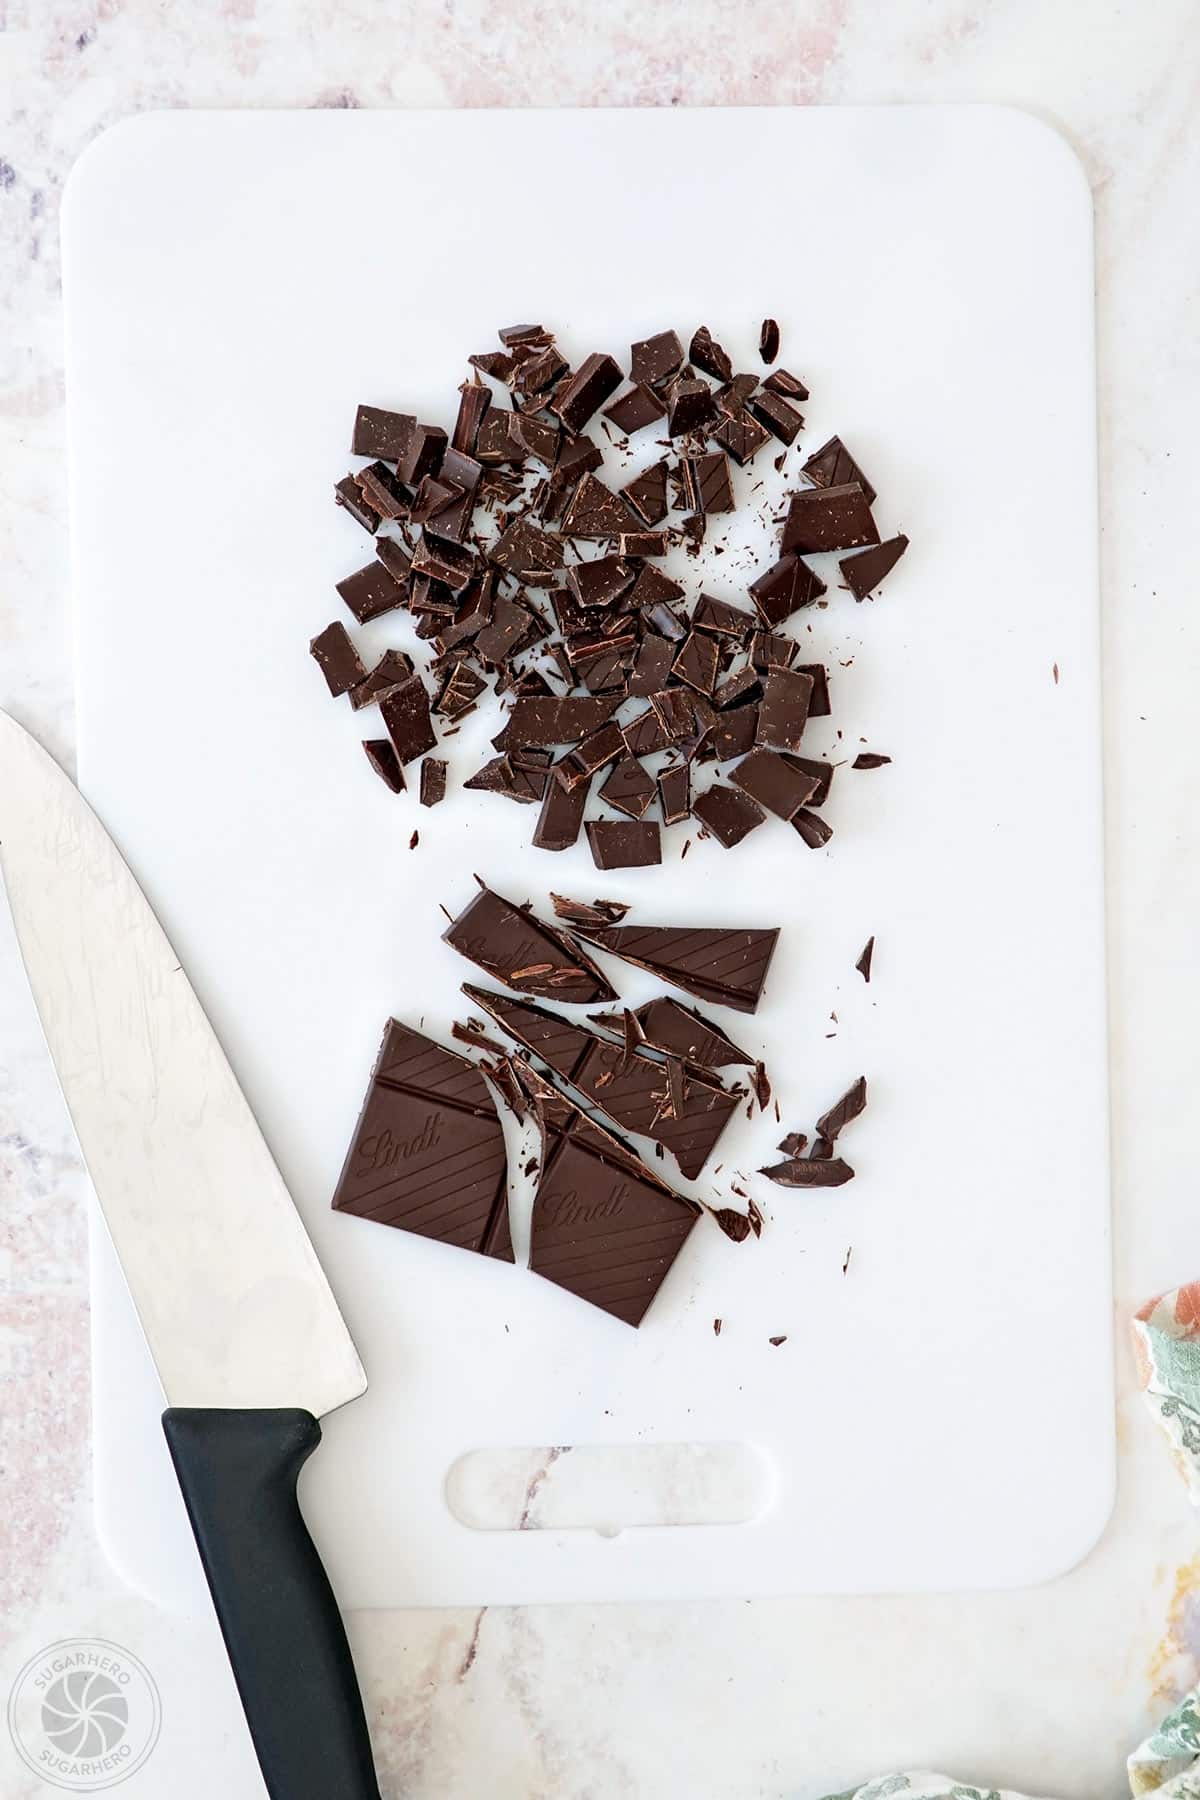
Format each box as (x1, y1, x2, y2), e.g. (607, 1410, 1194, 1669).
(549, 893, 631, 928)
(816, 1076, 867, 1143)
(758, 1156, 854, 1189)
(532, 772, 590, 852)
(443, 885, 618, 1003)
(855, 936, 875, 982)
(658, 762, 691, 826)
(566, 924, 779, 1015)
(791, 807, 833, 849)
(853, 752, 892, 770)
(839, 535, 909, 599)
(331, 1019, 512, 1260)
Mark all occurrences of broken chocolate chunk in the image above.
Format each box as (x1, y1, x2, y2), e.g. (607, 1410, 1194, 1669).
(762, 368, 808, 400)
(600, 756, 656, 820)
(560, 472, 638, 539)
(397, 422, 447, 487)
(335, 475, 381, 533)
(839, 535, 909, 599)
(759, 318, 781, 363)
(801, 435, 877, 504)
(586, 819, 662, 869)
(855, 937, 875, 982)
(658, 762, 691, 825)
(419, 759, 448, 808)
(493, 695, 620, 749)
(630, 329, 685, 389)
(452, 381, 491, 455)
(709, 705, 759, 762)
(490, 516, 565, 583)
(465, 755, 543, 805)
(362, 738, 405, 794)
(755, 668, 814, 754)
(380, 675, 437, 765)
(729, 747, 818, 820)
(443, 885, 617, 1002)
(533, 771, 590, 851)
(603, 382, 666, 435)
(689, 327, 733, 383)
(748, 552, 826, 627)
(782, 483, 879, 555)
(672, 633, 720, 697)
(355, 460, 410, 521)
(567, 555, 634, 609)
(679, 451, 734, 514)
(692, 783, 765, 848)
(310, 622, 367, 697)
(784, 755, 833, 806)
(567, 924, 779, 1014)
(621, 458, 669, 526)
(352, 405, 415, 462)
(746, 388, 804, 444)
(550, 893, 631, 928)
(336, 559, 408, 624)
(853, 752, 891, 770)
(666, 376, 716, 437)
(791, 807, 833, 849)
(628, 996, 752, 1069)
(331, 1018, 512, 1259)
(710, 408, 771, 467)
(794, 664, 831, 716)
(551, 352, 624, 435)
(628, 634, 675, 697)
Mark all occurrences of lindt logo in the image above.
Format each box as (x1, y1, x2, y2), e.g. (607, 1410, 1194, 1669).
(543, 1180, 629, 1229)
(357, 1111, 442, 1175)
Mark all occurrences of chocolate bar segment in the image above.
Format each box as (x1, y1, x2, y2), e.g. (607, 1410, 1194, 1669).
(443, 885, 618, 1002)
(603, 382, 666, 435)
(759, 1155, 854, 1189)
(567, 923, 780, 1013)
(692, 783, 765, 848)
(336, 559, 408, 624)
(380, 675, 437, 764)
(756, 668, 814, 753)
(801, 435, 877, 504)
(352, 405, 415, 462)
(781, 483, 879, 554)
(331, 1019, 512, 1259)
(493, 695, 620, 749)
(586, 820, 662, 869)
(310, 622, 366, 696)
(748, 552, 826, 627)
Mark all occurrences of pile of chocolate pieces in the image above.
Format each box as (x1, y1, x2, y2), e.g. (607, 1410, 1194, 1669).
(331, 885, 867, 1327)
(310, 320, 907, 868)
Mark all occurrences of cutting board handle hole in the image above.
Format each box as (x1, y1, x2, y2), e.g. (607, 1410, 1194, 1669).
(445, 1442, 772, 1533)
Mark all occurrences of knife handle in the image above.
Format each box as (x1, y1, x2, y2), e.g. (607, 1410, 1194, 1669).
(162, 1408, 381, 1800)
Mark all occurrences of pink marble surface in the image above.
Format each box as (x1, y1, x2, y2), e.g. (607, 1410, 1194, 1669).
(1, 4, 1199, 1795)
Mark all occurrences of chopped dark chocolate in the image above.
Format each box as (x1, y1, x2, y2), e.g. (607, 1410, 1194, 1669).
(672, 633, 720, 696)
(713, 667, 761, 710)
(443, 885, 617, 1002)
(629, 563, 686, 611)
(621, 458, 670, 526)
(713, 1208, 753, 1243)
(469, 350, 516, 381)
(855, 937, 875, 983)
(568, 923, 778, 1014)
(379, 675, 437, 765)
(550, 893, 631, 927)
(560, 472, 638, 539)
(397, 422, 447, 487)
(603, 382, 666, 435)
(816, 1076, 867, 1143)
(749, 631, 796, 672)
(335, 475, 381, 533)
(692, 594, 754, 641)
(464, 755, 542, 805)
(490, 516, 565, 583)
(362, 738, 405, 793)
(586, 819, 662, 870)
(533, 770, 591, 851)
(622, 707, 672, 757)
(336, 559, 408, 624)
(795, 663, 831, 717)
(658, 762, 691, 826)
(310, 622, 367, 697)
(759, 1155, 854, 1188)
(419, 759, 448, 808)
(679, 451, 734, 514)
(839, 534, 909, 598)
(630, 329, 685, 389)
(493, 695, 620, 748)
(853, 752, 892, 770)
(452, 381, 491, 455)
(689, 326, 733, 383)
(629, 634, 675, 697)
(746, 388, 804, 444)
(352, 405, 414, 462)
(801, 435, 877, 504)
(709, 705, 759, 762)
(353, 647, 417, 711)
(618, 530, 668, 558)
(551, 352, 623, 435)
(567, 555, 633, 609)
(692, 783, 765, 848)
(747, 552, 827, 627)
(782, 482, 879, 555)
(557, 722, 626, 786)
(730, 747, 818, 820)
(600, 756, 656, 820)
(630, 996, 752, 1069)
(777, 1130, 808, 1156)
(666, 376, 716, 437)
(762, 368, 808, 401)
(710, 408, 771, 467)
(791, 807, 833, 849)
(782, 755, 833, 806)
(756, 668, 814, 753)
(355, 460, 410, 521)
(331, 1019, 512, 1259)
(759, 319, 781, 363)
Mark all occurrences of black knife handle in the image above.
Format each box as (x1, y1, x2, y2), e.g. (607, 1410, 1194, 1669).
(162, 1408, 381, 1800)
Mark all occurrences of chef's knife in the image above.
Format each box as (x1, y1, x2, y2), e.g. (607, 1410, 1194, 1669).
(0, 712, 381, 1800)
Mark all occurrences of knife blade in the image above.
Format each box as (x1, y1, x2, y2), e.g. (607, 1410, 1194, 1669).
(0, 711, 380, 1800)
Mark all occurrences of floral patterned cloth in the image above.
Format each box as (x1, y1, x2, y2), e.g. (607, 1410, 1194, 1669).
(817, 1280, 1200, 1800)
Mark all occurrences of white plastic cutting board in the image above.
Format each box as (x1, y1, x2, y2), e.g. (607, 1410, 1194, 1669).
(63, 107, 1110, 1609)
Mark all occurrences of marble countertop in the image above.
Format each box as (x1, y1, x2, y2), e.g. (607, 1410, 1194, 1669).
(1, 4, 1198, 1796)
